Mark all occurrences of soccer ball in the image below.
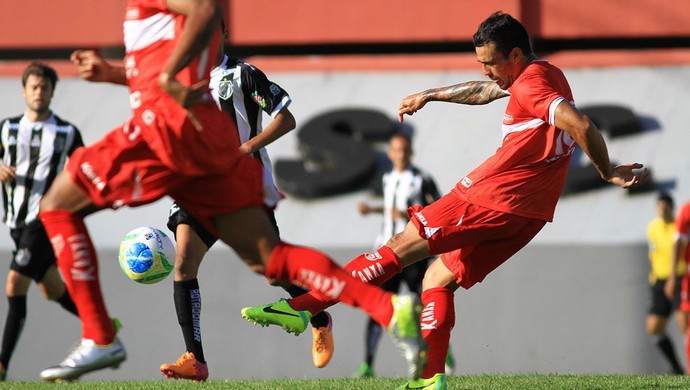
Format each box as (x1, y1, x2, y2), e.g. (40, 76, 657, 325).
(118, 227, 175, 284)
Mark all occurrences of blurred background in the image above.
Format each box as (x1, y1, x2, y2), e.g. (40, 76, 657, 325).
(1, 0, 690, 382)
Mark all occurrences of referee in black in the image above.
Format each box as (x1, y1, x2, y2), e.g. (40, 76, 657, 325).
(0, 62, 84, 380)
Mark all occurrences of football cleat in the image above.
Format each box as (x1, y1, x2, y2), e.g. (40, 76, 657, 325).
(311, 312, 334, 368)
(445, 347, 455, 375)
(353, 362, 375, 378)
(388, 293, 427, 380)
(160, 351, 208, 381)
(0, 362, 5, 381)
(397, 373, 447, 390)
(40, 338, 126, 382)
(241, 298, 312, 336)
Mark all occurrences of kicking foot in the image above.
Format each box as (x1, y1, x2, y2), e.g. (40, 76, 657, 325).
(241, 298, 312, 335)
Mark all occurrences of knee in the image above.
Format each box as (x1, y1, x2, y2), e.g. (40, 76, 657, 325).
(38, 283, 64, 301)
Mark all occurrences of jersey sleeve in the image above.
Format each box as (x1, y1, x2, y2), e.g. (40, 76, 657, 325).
(420, 173, 442, 206)
(676, 204, 690, 241)
(136, 0, 168, 10)
(0, 119, 7, 158)
(511, 70, 565, 125)
(241, 62, 292, 118)
(68, 127, 85, 156)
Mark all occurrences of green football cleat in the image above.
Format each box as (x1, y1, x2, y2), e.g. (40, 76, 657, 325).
(445, 347, 455, 375)
(352, 362, 375, 378)
(241, 298, 312, 335)
(397, 373, 447, 390)
(388, 293, 427, 379)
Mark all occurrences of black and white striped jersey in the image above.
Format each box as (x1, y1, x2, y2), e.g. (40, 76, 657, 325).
(375, 166, 441, 247)
(0, 112, 84, 228)
(209, 55, 292, 208)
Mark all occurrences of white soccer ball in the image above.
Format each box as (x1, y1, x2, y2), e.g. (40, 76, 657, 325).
(118, 227, 175, 284)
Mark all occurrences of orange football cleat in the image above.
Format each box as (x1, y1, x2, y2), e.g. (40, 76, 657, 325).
(311, 312, 335, 368)
(160, 352, 208, 381)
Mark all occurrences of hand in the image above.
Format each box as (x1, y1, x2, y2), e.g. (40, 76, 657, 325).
(607, 163, 648, 188)
(70, 50, 111, 82)
(158, 73, 211, 108)
(0, 165, 16, 182)
(398, 92, 428, 122)
(358, 203, 371, 215)
(239, 143, 253, 155)
(159, 73, 212, 131)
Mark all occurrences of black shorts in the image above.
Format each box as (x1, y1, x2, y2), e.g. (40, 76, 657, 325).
(167, 203, 280, 248)
(380, 257, 432, 295)
(9, 219, 56, 282)
(649, 277, 682, 317)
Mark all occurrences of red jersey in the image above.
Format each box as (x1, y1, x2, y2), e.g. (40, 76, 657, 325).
(122, 0, 239, 175)
(453, 60, 575, 222)
(676, 202, 690, 262)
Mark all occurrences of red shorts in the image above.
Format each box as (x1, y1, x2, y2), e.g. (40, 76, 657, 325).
(408, 192, 546, 289)
(680, 273, 690, 312)
(67, 102, 264, 233)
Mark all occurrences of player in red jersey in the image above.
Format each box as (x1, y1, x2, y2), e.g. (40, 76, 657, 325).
(670, 201, 690, 374)
(240, 12, 648, 390)
(36, 0, 425, 382)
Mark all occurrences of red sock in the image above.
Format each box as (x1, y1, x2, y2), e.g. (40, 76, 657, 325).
(420, 287, 455, 378)
(39, 210, 115, 345)
(288, 245, 401, 315)
(265, 242, 394, 326)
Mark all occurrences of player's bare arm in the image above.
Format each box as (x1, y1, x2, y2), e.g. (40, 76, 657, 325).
(70, 50, 127, 85)
(665, 239, 685, 299)
(159, 0, 220, 107)
(554, 100, 647, 188)
(0, 165, 16, 182)
(239, 108, 296, 155)
(398, 81, 508, 122)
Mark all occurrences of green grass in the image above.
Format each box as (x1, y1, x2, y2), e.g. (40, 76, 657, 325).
(0, 375, 689, 389)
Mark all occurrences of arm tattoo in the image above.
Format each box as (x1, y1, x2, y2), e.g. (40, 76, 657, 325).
(424, 81, 508, 105)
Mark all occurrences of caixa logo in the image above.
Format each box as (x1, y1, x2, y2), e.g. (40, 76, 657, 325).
(274, 105, 657, 199)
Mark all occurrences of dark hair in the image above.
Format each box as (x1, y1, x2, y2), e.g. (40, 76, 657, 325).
(473, 12, 533, 58)
(658, 192, 674, 207)
(22, 61, 58, 90)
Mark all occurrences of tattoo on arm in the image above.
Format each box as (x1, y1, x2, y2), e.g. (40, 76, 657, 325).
(424, 81, 508, 105)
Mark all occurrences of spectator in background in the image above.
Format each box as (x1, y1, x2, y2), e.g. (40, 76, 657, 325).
(0, 62, 84, 380)
(354, 133, 453, 378)
(671, 199, 690, 374)
(646, 192, 686, 374)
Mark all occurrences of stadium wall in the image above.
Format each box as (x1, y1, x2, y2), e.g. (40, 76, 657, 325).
(1, 0, 690, 49)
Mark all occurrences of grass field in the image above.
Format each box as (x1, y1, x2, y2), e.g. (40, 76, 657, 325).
(1, 375, 689, 389)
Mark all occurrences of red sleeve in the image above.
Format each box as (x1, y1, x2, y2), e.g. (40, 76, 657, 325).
(676, 203, 690, 237)
(131, 0, 168, 11)
(509, 65, 564, 124)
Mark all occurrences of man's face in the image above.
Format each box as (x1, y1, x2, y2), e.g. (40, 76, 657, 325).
(656, 200, 674, 220)
(23, 74, 53, 115)
(388, 136, 412, 171)
(475, 42, 519, 90)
